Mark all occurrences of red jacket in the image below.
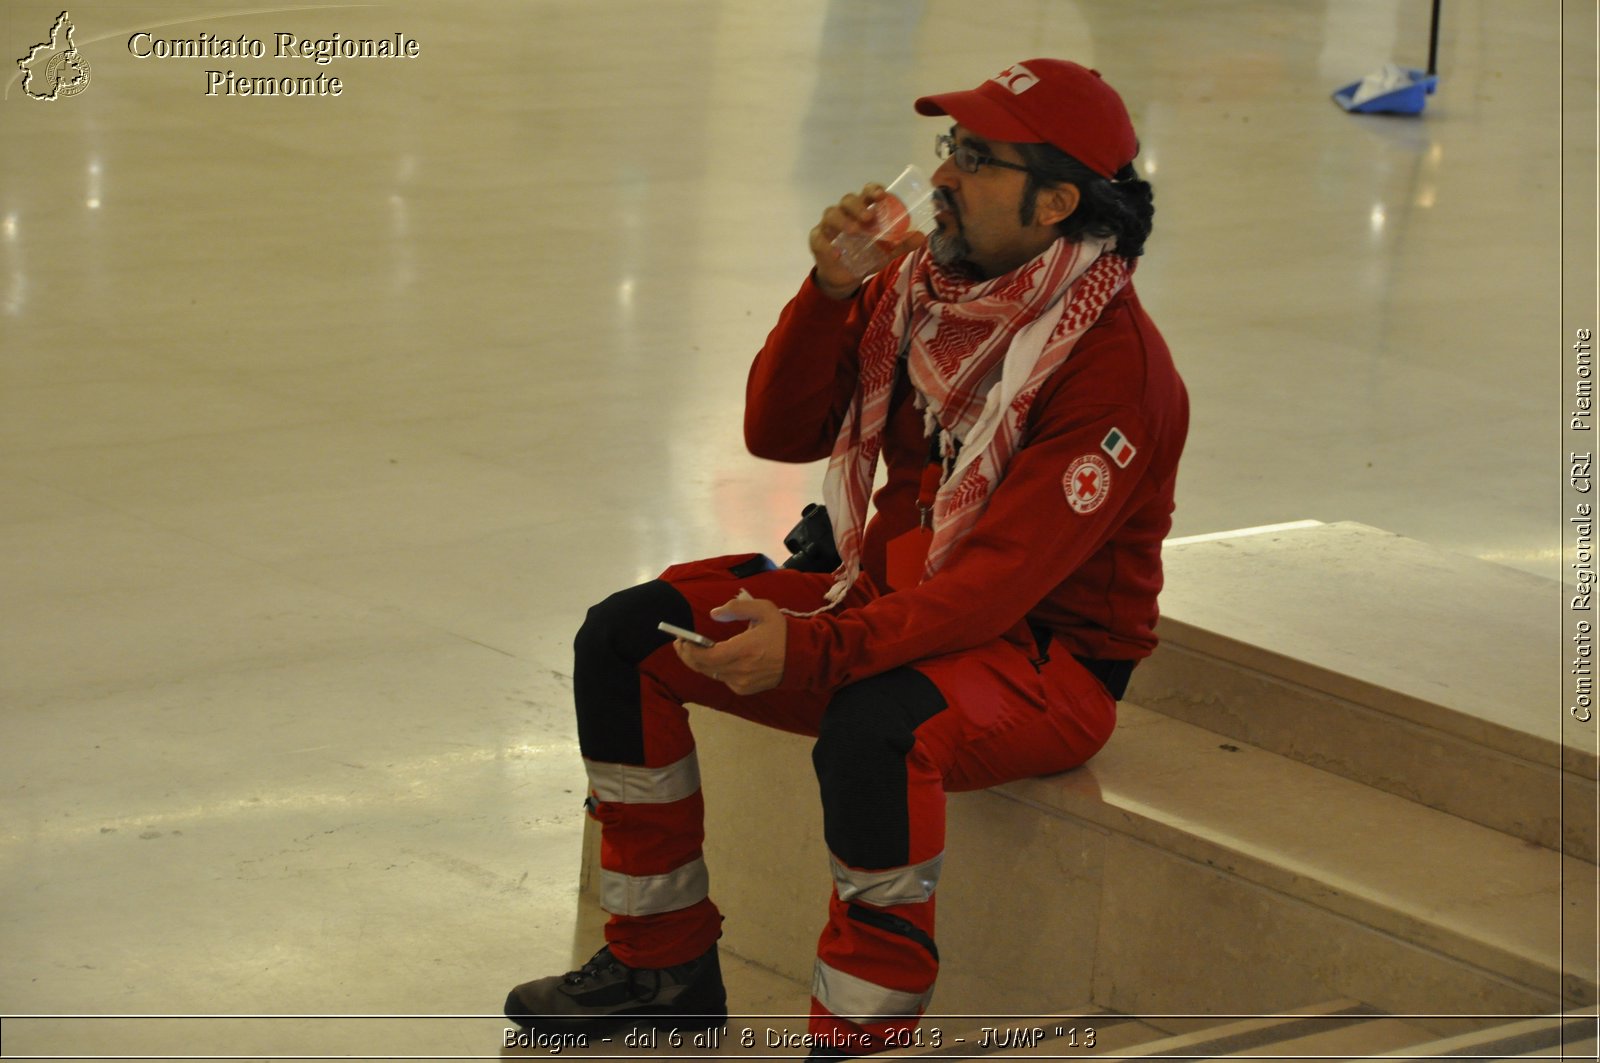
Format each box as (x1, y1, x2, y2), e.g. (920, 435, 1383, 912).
(747, 264, 1188, 695)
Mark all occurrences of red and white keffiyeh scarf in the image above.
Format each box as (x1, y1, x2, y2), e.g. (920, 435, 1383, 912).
(800, 237, 1132, 611)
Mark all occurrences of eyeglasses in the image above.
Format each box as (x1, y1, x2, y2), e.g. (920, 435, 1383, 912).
(934, 133, 1033, 175)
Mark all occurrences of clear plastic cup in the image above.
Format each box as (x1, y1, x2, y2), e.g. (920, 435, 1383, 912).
(830, 164, 939, 280)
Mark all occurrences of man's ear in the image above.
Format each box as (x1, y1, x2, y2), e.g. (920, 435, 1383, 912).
(1034, 183, 1080, 227)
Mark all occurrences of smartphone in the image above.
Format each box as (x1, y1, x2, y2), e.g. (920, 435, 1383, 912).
(658, 621, 716, 648)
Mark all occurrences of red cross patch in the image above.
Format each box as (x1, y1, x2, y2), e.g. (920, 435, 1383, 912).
(1064, 454, 1112, 514)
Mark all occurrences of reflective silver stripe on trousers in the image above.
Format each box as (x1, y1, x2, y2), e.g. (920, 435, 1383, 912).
(584, 751, 701, 804)
(829, 853, 943, 908)
(812, 960, 934, 1023)
(599, 857, 710, 917)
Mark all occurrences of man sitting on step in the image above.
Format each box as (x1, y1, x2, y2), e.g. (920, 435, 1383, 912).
(504, 57, 1188, 1059)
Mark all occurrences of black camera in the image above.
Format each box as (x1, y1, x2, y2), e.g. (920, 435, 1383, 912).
(781, 503, 841, 572)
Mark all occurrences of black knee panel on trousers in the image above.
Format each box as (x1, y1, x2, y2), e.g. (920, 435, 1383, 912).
(811, 668, 947, 870)
(572, 580, 694, 765)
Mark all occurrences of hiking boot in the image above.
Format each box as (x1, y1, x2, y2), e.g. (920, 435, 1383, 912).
(504, 943, 726, 1035)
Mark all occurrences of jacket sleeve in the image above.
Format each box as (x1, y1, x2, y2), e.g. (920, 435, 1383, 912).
(744, 270, 895, 463)
(779, 395, 1161, 693)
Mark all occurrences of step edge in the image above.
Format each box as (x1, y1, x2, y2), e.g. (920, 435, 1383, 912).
(1128, 642, 1597, 861)
(986, 716, 1593, 994)
(1362, 1011, 1598, 1058)
(1151, 619, 1585, 773)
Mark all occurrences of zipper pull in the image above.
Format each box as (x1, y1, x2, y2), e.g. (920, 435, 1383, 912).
(916, 460, 943, 530)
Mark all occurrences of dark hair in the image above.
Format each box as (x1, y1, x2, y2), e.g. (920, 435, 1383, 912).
(1014, 141, 1155, 259)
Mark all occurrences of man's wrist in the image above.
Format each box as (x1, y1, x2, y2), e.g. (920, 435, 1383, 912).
(811, 268, 861, 302)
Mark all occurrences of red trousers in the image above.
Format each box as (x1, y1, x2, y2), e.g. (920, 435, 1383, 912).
(573, 554, 1116, 1054)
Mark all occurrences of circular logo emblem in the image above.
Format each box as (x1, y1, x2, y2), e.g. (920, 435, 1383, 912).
(45, 50, 91, 98)
(1064, 455, 1112, 515)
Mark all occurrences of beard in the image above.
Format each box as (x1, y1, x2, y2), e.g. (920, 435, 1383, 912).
(928, 187, 970, 267)
(928, 226, 970, 267)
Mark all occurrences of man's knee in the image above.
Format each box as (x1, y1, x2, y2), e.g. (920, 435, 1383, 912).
(813, 673, 937, 768)
(574, 580, 692, 669)
(811, 669, 947, 869)
(573, 580, 694, 762)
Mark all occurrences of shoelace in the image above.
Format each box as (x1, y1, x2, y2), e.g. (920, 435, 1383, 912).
(563, 947, 663, 1002)
(564, 947, 621, 986)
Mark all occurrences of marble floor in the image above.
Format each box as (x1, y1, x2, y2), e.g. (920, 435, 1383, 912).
(1, 0, 1594, 1059)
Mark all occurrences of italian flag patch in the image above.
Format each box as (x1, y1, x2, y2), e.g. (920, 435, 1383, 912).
(1101, 427, 1136, 468)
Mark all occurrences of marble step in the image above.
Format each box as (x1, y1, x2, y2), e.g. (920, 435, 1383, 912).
(1063, 1001, 1431, 1060)
(1510, 1030, 1598, 1060)
(1126, 521, 1596, 861)
(1001, 702, 1596, 1015)
(1367, 1006, 1598, 1060)
(578, 697, 1599, 1029)
(883, 999, 1402, 1058)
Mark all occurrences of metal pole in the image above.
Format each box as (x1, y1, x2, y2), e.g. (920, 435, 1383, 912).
(1427, 0, 1442, 75)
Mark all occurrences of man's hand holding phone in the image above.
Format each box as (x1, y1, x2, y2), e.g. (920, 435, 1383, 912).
(664, 597, 788, 695)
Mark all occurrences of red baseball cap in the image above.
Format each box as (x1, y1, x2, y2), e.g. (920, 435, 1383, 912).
(914, 59, 1138, 179)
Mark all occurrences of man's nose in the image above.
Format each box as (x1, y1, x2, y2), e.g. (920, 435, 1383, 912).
(932, 159, 961, 197)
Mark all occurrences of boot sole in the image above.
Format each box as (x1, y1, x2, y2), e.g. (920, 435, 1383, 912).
(503, 992, 729, 1037)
